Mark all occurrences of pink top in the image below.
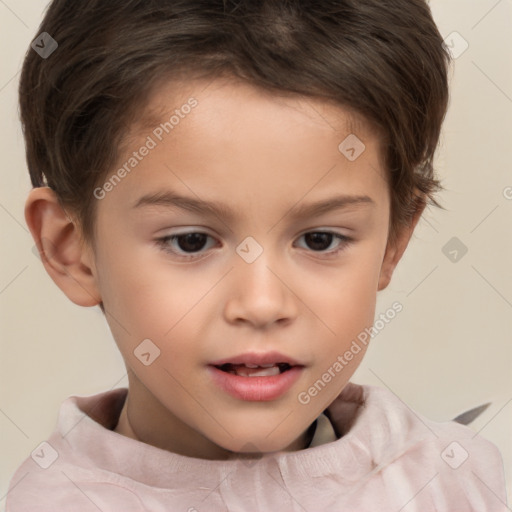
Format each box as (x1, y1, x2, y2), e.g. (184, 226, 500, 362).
(6, 382, 508, 511)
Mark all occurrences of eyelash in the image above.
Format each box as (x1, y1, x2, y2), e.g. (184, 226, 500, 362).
(155, 230, 354, 261)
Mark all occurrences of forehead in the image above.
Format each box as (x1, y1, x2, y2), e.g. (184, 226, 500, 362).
(103, 77, 390, 222)
(125, 75, 384, 156)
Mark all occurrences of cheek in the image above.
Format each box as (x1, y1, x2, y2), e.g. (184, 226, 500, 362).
(91, 232, 171, 342)
(104, 266, 197, 337)
(97, 249, 214, 365)
(296, 241, 384, 376)
(305, 243, 383, 322)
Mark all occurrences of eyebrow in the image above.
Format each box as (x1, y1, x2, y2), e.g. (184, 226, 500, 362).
(132, 190, 375, 221)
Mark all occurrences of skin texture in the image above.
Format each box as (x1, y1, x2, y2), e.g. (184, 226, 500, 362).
(25, 78, 424, 461)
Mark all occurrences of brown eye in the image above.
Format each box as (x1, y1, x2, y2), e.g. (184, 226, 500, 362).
(296, 231, 352, 254)
(156, 232, 217, 259)
(174, 233, 209, 253)
(304, 232, 334, 251)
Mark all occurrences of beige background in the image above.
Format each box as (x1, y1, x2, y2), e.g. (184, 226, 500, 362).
(1, 0, 511, 508)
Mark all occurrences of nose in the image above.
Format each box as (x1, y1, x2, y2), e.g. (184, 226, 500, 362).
(223, 250, 298, 329)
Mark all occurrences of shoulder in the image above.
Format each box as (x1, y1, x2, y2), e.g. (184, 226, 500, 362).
(358, 383, 505, 465)
(326, 383, 508, 509)
(6, 439, 147, 512)
(5, 388, 145, 511)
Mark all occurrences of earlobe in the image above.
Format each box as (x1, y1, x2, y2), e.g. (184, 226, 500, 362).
(25, 187, 101, 307)
(378, 199, 426, 291)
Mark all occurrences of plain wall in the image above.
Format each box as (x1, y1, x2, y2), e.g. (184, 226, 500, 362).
(1, 0, 511, 508)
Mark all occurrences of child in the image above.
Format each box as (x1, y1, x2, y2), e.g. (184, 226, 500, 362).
(7, 0, 508, 510)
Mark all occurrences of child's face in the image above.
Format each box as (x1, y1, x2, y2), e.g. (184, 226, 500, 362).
(82, 78, 407, 458)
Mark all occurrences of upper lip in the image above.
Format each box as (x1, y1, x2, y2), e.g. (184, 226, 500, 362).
(209, 351, 304, 367)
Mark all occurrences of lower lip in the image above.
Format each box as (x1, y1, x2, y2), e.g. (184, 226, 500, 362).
(207, 365, 304, 401)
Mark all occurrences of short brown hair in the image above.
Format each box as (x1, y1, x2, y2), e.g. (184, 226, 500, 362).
(19, 0, 450, 248)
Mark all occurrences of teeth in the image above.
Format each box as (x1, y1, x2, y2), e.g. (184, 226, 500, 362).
(217, 362, 293, 376)
(239, 363, 280, 369)
(234, 366, 281, 377)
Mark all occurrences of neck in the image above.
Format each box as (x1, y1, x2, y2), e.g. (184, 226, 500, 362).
(113, 372, 315, 460)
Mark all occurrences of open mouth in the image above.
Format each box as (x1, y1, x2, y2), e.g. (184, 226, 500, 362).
(214, 362, 293, 377)
(208, 358, 305, 400)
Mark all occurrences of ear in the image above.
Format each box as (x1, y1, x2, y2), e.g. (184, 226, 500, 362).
(25, 187, 101, 307)
(378, 198, 426, 291)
